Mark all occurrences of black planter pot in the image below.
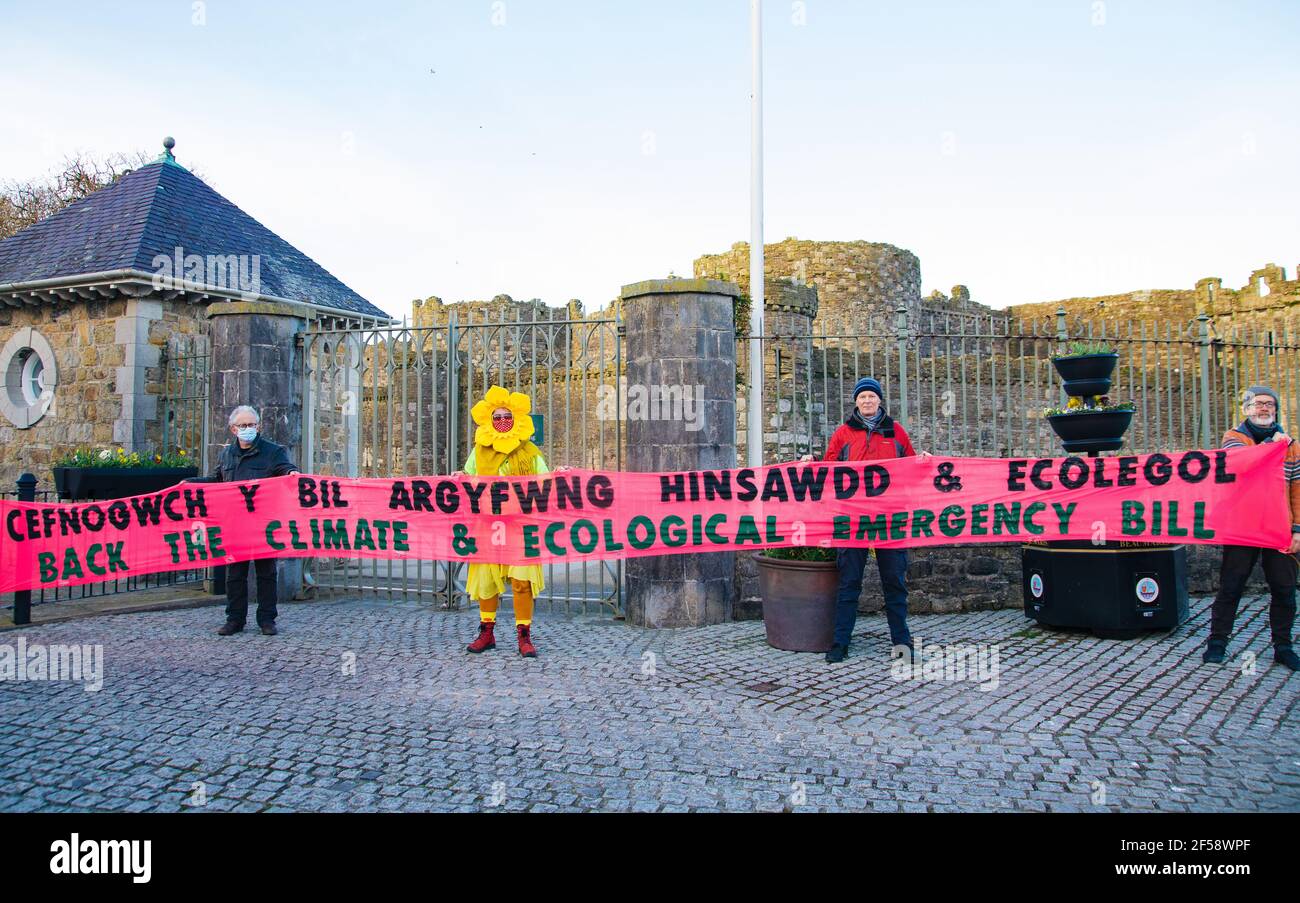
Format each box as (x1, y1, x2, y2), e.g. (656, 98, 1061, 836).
(1047, 410, 1134, 454)
(53, 466, 199, 501)
(1051, 353, 1119, 398)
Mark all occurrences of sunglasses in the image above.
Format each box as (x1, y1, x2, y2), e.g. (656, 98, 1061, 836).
(492, 414, 513, 421)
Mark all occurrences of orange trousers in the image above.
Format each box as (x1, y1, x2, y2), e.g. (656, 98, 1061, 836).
(478, 578, 535, 626)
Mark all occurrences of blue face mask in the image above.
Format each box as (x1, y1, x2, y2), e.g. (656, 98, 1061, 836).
(236, 427, 258, 443)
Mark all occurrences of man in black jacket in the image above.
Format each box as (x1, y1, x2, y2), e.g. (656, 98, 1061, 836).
(195, 405, 300, 636)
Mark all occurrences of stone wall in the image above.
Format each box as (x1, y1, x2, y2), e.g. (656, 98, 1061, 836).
(0, 296, 207, 488)
(1008, 263, 1300, 336)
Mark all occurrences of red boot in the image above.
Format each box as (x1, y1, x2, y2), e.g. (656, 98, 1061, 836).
(517, 624, 538, 658)
(467, 620, 496, 653)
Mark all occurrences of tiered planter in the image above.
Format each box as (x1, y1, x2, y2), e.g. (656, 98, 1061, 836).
(1024, 351, 1188, 638)
(1048, 409, 1134, 454)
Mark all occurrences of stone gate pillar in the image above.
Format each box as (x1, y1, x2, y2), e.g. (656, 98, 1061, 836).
(205, 301, 307, 602)
(620, 279, 739, 627)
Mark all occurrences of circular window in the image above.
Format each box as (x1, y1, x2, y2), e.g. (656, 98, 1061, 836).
(1, 328, 57, 429)
(19, 351, 45, 406)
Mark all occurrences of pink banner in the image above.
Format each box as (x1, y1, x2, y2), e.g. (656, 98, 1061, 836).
(0, 444, 1289, 593)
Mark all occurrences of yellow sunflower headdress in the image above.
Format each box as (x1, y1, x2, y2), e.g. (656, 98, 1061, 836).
(471, 385, 535, 455)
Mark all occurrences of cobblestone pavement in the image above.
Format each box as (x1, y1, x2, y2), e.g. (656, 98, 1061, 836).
(0, 593, 1296, 812)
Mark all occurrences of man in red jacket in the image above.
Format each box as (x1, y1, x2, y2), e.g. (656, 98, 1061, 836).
(802, 377, 930, 663)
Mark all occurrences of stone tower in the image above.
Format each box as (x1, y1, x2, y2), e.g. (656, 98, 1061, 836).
(693, 238, 921, 331)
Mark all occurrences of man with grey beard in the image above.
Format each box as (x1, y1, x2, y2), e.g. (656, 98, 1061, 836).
(1204, 385, 1300, 670)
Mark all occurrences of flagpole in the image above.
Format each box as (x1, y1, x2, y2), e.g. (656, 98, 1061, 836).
(748, 0, 765, 468)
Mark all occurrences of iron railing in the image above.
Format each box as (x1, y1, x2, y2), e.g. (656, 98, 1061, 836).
(301, 306, 624, 614)
(744, 308, 1300, 463)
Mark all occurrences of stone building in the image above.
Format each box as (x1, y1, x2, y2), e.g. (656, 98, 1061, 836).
(694, 238, 925, 331)
(0, 138, 388, 488)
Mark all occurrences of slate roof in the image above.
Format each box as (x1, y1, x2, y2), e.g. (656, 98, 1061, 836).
(0, 153, 389, 319)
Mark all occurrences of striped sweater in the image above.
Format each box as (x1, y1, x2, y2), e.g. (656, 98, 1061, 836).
(1222, 423, 1300, 533)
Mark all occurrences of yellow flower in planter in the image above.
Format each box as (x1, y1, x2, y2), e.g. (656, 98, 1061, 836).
(1067, 397, 1084, 410)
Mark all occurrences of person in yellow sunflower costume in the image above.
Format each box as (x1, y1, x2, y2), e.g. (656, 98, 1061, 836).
(454, 385, 567, 658)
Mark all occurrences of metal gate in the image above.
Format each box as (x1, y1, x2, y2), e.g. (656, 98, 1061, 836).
(743, 308, 1300, 462)
(161, 334, 210, 469)
(301, 307, 624, 614)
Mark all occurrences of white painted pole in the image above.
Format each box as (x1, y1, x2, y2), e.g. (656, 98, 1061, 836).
(748, 0, 765, 468)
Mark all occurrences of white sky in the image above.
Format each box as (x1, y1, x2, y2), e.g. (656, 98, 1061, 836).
(2, 0, 1298, 318)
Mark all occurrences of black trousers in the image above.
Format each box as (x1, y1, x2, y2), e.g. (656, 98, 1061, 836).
(225, 558, 279, 627)
(1209, 545, 1298, 648)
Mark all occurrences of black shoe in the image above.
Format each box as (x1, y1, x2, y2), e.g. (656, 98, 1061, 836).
(1202, 640, 1227, 664)
(217, 621, 243, 636)
(259, 623, 278, 636)
(825, 644, 848, 663)
(1274, 646, 1300, 671)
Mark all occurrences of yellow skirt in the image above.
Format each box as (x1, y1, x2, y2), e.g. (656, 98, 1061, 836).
(465, 562, 545, 601)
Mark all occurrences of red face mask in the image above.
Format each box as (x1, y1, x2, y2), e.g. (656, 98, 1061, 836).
(493, 415, 513, 433)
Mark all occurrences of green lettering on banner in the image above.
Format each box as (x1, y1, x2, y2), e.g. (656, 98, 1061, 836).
(657, 516, 684, 549)
(705, 515, 729, 545)
(1052, 502, 1077, 534)
(392, 522, 410, 552)
(764, 516, 785, 543)
(544, 522, 566, 556)
(735, 515, 762, 545)
(571, 520, 598, 554)
(857, 514, 887, 542)
(105, 543, 128, 573)
(1165, 501, 1189, 538)
(523, 524, 540, 558)
(38, 551, 57, 583)
(1193, 502, 1215, 539)
(86, 544, 106, 576)
(354, 519, 376, 551)
(911, 508, 935, 539)
(939, 506, 966, 538)
(602, 520, 624, 552)
(60, 547, 84, 580)
(209, 527, 227, 561)
(992, 503, 1020, 535)
(1121, 501, 1146, 536)
(162, 532, 183, 563)
(889, 511, 908, 540)
(1024, 502, 1046, 535)
(629, 516, 656, 550)
(321, 519, 351, 551)
(833, 516, 850, 541)
(266, 521, 286, 551)
(969, 504, 989, 537)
